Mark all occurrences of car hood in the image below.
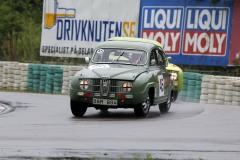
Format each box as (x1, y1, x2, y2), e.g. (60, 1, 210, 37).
(77, 64, 147, 81)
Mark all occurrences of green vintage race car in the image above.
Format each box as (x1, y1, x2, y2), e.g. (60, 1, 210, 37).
(70, 37, 174, 117)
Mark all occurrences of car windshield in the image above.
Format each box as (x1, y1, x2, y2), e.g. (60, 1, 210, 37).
(91, 48, 147, 65)
(92, 48, 147, 65)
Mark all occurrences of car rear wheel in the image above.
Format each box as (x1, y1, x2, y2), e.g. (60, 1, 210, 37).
(171, 91, 178, 102)
(134, 96, 151, 117)
(159, 93, 172, 113)
(70, 100, 87, 117)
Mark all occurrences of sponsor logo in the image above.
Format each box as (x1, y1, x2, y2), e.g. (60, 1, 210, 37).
(140, 6, 230, 57)
(183, 7, 229, 56)
(43, 0, 137, 42)
(44, 0, 75, 29)
(141, 7, 184, 54)
(41, 0, 138, 58)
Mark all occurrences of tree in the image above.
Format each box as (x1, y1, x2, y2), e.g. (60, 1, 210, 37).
(0, 0, 43, 61)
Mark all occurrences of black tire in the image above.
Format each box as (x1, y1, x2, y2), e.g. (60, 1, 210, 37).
(159, 93, 172, 113)
(134, 96, 151, 117)
(70, 100, 87, 117)
(171, 91, 178, 102)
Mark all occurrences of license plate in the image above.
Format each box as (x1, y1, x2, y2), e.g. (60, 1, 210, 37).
(93, 98, 118, 106)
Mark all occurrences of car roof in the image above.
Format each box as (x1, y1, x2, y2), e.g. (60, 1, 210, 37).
(109, 37, 163, 48)
(95, 37, 164, 51)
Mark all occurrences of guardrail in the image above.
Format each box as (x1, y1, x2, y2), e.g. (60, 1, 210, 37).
(0, 62, 240, 106)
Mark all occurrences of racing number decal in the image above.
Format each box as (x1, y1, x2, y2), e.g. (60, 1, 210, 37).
(158, 75, 164, 96)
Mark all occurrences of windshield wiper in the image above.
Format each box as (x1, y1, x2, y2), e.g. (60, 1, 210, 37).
(112, 51, 125, 63)
(137, 53, 143, 65)
(132, 53, 143, 66)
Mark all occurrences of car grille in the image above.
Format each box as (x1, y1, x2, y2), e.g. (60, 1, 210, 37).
(101, 79, 110, 96)
(83, 78, 129, 96)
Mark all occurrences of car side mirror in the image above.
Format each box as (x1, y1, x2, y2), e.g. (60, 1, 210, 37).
(85, 57, 90, 63)
(166, 57, 172, 67)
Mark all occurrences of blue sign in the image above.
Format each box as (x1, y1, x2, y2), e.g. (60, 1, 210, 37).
(139, 0, 234, 66)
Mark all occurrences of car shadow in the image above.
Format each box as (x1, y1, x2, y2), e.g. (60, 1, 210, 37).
(70, 108, 162, 121)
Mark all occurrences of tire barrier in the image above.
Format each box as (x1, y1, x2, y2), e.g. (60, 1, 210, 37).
(177, 73, 188, 102)
(0, 63, 3, 89)
(39, 65, 47, 93)
(61, 66, 84, 95)
(178, 72, 203, 103)
(20, 63, 28, 91)
(53, 67, 63, 94)
(232, 80, 240, 106)
(61, 66, 70, 95)
(2, 62, 8, 89)
(13, 63, 21, 91)
(199, 75, 213, 104)
(199, 75, 240, 106)
(7, 63, 17, 89)
(176, 72, 240, 107)
(0, 62, 66, 94)
(0, 61, 239, 107)
(27, 64, 64, 94)
(32, 64, 41, 93)
(28, 64, 82, 94)
(0, 62, 19, 89)
(45, 66, 54, 94)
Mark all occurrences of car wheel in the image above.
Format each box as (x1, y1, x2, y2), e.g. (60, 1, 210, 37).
(100, 107, 109, 112)
(134, 96, 151, 117)
(171, 91, 178, 102)
(159, 93, 172, 113)
(70, 100, 87, 117)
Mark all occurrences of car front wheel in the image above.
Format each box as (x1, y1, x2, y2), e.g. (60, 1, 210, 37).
(70, 100, 88, 117)
(134, 96, 151, 117)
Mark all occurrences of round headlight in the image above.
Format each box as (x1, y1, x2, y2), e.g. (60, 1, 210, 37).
(171, 72, 178, 81)
(79, 80, 89, 90)
(122, 82, 132, 93)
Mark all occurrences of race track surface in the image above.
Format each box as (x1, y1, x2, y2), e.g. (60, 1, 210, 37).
(0, 92, 240, 160)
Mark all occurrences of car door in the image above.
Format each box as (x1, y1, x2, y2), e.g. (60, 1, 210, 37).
(149, 48, 163, 103)
(156, 47, 171, 99)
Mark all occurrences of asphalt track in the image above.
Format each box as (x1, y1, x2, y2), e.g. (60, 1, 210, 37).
(0, 92, 240, 160)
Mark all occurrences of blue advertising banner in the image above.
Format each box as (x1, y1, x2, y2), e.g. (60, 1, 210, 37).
(139, 0, 234, 66)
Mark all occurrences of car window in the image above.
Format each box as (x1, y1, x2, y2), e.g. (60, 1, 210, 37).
(92, 48, 147, 65)
(156, 48, 166, 66)
(150, 49, 159, 66)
